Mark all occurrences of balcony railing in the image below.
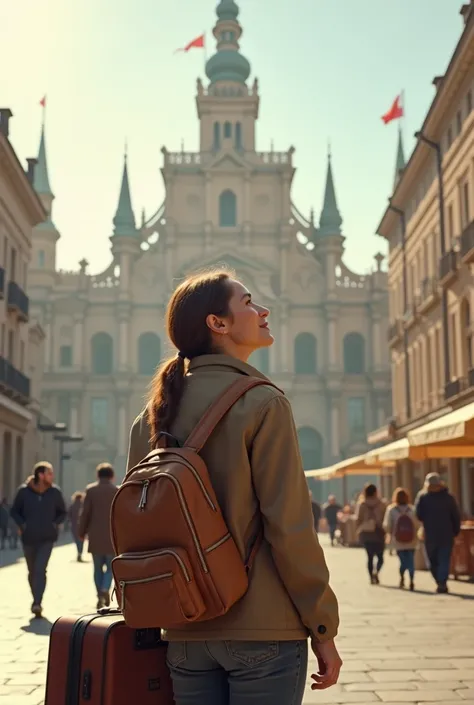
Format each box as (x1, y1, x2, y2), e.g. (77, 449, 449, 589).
(0, 356, 30, 404)
(445, 378, 461, 399)
(7, 281, 29, 321)
(460, 220, 474, 263)
(388, 319, 402, 345)
(0, 267, 4, 299)
(439, 248, 458, 286)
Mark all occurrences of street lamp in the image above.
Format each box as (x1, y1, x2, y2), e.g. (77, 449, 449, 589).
(388, 199, 411, 421)
(38, 422, 67, 433)
(414, 131, 450, 388)
(53, 434, 84, 488)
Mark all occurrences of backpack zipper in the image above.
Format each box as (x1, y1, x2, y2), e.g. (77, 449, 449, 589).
(118, 573, 173, 612)
(119, 475, 209, 574)
(138, 480, 150, 510)
(115, 549, 191, 582)
(134, 458, 216, 512)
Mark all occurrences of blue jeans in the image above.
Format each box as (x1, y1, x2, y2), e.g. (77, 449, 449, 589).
(397, 549, 415, 580)
(23, 541, 54, 605)
(166, 640, 308, 705)
(92, 554, 113, 594)
(425, 543, 453, 585)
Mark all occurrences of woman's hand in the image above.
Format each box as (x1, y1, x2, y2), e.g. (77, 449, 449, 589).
(311, 638, 343, 690)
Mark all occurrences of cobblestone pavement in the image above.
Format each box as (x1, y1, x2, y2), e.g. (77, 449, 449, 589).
(1, 537, 473, 704)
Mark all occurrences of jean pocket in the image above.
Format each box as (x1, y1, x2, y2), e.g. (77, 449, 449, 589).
(166, 641, 187, 668)
(225, 641, 279, 668)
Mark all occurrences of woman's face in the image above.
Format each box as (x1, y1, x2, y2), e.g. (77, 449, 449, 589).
(206, 279, 273, 358)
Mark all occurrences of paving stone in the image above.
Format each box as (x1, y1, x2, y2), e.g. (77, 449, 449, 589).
(458, 692, 474, 701)
(370, 672, 422, 682)
(376, 692, 462, 702)
(417, 671, 474, 682)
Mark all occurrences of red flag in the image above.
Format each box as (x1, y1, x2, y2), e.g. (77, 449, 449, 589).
(40, 96, 46, 108)
(175, 33, 205, 53)
(381, 95, 404, 125)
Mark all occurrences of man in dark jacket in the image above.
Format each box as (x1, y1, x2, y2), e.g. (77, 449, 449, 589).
(416, 472, 461, 594)
(10, 462, 67, 617)
(78, 463, 118, 608)
(323, 495, 342, 546)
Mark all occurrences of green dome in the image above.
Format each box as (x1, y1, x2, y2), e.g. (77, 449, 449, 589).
(206, 49, 250, 85)
(217, 0, 239, 21)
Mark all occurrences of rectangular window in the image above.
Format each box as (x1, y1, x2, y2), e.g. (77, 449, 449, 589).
(347, 397, 366, 439)
(91, 398, 109, 440)
(447, 204, 454, 246)
(8, 330, 14, 363)
(10, 247, 16, 282)
(456, 110, 462, 135)
(447, 126, 453, 150)
(57, 395, 71, 427)
(467, 90, 473, 115)
(463, 182, 470, 227)
(59, 345, 73, 367)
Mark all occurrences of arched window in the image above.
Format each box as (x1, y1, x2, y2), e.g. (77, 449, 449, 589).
(235, 122, 242, 150)
(213, 122, 221, 151)
(343, 333, 365, 374)
(91, 332, 113, 375)
(138, 333, 162, 375)
(297, 427, 323, 471)
(219, 190, 237, 227)
(224, 121, 232, 139)
(294, 333, 317, 374)
(248, 347, 270, 374)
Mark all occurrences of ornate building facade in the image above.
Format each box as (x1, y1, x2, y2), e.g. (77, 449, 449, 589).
(28, 0, 391, 498)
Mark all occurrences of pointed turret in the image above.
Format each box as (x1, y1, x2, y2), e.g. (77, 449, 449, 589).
(112, 151, 137, 237)
(205, 0, 251, 86)
(393, 126, 406, 189)
(319, 150, 343, 237)
(34, 124, 53, 197)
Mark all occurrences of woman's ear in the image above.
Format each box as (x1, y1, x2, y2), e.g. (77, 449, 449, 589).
(206, 314, 229, 336)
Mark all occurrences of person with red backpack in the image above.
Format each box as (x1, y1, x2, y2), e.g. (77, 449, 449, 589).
(383, 487, 418, 591)
(119, 270, 341, 705)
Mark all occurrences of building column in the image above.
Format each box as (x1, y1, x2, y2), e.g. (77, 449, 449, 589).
(279, 303, 289, 372)
(329, 393, 340, 460)
(70, 394, 81, 434)
(243, 174, 251, 223)
(73, 315, 84, 372)
(118, 306, 131, 372)
(44, 305, 54, 372)
(327, 317, 337, 369)
(460, 459, 472, 516)
(372, 314, 382, 370)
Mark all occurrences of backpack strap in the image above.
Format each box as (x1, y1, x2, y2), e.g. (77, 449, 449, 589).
(185, 377, 282, 453)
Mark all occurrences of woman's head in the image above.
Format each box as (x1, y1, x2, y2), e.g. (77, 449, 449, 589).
(147, 269, 273, 443)
(392, 487, 410, 505)
(363, 483, 378, 499)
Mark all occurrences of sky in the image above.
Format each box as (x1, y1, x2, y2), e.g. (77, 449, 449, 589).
(0, 0, 464, 276)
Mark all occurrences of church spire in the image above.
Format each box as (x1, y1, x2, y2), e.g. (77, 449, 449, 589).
(205, 0, 251, 85)
(34, 123, 53, 197)
(393, 126, 406, 189)
(319, 148, 343, 237)
(112, 149, 137, 237)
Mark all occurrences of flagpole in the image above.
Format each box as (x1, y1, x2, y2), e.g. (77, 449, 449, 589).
(203, 30, 208, 71)
(400, 88, 405, 142)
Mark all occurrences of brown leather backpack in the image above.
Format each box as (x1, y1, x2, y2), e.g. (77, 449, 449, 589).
(110, 377, 279, 629)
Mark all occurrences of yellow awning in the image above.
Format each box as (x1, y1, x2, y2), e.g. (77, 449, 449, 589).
(305, 454, 383, 480)
(408, 401, 474, 447)
(368, 438, 410, 463)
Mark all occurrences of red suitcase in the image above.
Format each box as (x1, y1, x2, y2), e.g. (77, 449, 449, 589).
(44, 611, 175, 705)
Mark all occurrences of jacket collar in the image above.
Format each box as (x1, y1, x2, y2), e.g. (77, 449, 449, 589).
(188, 354, 269, 381)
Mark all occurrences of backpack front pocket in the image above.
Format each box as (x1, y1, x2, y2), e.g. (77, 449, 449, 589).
(112, 548, 206, 628)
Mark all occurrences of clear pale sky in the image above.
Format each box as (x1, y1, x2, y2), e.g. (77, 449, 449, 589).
(0, 0, 463, 276)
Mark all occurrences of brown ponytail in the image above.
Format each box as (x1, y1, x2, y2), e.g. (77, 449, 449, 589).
(147, 269, 233, 446)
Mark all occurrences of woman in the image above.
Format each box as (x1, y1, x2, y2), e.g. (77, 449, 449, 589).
(356, 484, 386, 585)
(126, 270, 341, 705)
(384, 487, 418, 591)
(68, 492, 84, 562)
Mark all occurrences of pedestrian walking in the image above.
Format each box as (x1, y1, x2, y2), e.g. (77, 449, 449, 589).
(78, 463, 118, 609)
(10, 462, 67, 618)
(323, 495, 342, 546)
(68, 492, 85, 562)
(415, 472, 461, 594)
(124, 270, 342, 705)
(383, 487, 418, 591)
(0, 498, 9, 550)
(309, 489, 322, 533)
(356, 484, 386, 585)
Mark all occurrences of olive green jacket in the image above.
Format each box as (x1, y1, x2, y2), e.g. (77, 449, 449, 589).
(126, 354, 339, 643)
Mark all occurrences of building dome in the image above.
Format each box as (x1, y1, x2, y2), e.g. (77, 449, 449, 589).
(205, 49, 250, 85)
(216, 0, 239, 21)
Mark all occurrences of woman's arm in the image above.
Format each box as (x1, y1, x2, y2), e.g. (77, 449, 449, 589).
(250, 394, 339, 643)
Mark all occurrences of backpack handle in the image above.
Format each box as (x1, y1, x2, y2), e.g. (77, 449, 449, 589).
(185, 377, 282, 453)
